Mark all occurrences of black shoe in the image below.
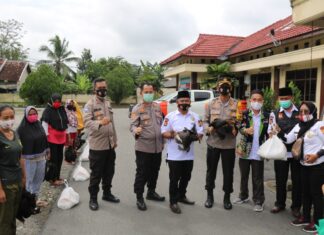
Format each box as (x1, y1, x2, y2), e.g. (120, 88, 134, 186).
(223, 194, 232, 210)
(146, 191, 165, 201)
(170, 203, 181, 214)
(102, 193, 120, 203)
(178, 197, 195, 205)
(136, 198, 147, 211)
(89, 199, 99, 211)
(204, 195, 214, 208)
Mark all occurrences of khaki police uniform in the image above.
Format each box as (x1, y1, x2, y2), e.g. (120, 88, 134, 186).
(204, 96, 238, 195)
(130, 102, 164, 199)
(83, 96, 118, 200)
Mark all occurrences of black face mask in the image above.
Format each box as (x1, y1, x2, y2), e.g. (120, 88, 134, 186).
(178, 103, 190, 111)
(219, 85, 231, 96)
(96, 88, 107, 98)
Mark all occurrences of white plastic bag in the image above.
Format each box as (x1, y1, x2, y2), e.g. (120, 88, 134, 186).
(57, 180, 80, 210)
(80, 142, 89, 162)
(257, 135, 287, 161)
(72, 162, 90, 181)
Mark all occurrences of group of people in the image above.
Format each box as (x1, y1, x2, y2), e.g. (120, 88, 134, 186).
(0, 76, 323, 234)
(83, 77, 323, 234)
(0, 96, 83, 234)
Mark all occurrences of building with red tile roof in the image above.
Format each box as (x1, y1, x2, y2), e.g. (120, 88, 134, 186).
(0, 59, 31, 92)
(161, 15, 324, 112)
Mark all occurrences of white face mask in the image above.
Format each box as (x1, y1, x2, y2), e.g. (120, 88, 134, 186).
(300, 114, 313, 122)
(250, 101, 263, 111)
(0, 119, 15, 130)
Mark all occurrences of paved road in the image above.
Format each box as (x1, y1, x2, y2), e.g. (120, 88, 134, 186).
(41, 108, 303, 235)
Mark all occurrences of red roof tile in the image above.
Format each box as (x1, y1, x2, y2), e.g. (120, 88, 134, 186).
(160, 34, 244, 65)
(0, 60, 29, 82)
(230, 16, 319, 55)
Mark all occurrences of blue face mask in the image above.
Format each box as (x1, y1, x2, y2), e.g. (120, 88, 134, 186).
(143, 93, 154, 103)
(279, 100, 292, 109)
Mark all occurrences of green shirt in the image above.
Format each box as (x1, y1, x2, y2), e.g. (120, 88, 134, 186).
(0, 131, 22, 185)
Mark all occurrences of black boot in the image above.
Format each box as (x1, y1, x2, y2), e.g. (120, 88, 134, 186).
(204, 191, 214, 208)
(223, 193, 232, 210)
(146, 190, 165, 201)
(136, 197, 147, 211)
(102, 191, 120, 203)
(89, 198, 99, 211)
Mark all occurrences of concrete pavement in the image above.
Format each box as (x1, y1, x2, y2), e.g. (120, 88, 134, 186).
(41, 108, 304, 235)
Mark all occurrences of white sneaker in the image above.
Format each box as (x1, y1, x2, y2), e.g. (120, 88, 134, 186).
(253, 204, 264, 212)
(233, 197, 249, 204)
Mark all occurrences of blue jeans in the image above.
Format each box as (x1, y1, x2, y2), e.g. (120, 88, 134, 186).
(25, 158, 46, 196)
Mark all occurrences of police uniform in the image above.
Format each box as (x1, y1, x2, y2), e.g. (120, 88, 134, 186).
(161, 110, 203, 205)
(130, 102, 164, 201)
(268, 88, 301, 214)
(282, 104, 324, 227)
(203, 89, 238, 207)
(83, 96, 118, 203)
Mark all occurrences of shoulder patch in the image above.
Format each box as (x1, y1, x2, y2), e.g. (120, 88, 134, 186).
(320, 126, 324, 134)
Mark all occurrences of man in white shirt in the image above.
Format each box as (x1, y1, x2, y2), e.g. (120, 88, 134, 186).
(161, 90, 204, 214)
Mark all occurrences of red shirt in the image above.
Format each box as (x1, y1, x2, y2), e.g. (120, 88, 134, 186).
(47, 124, 66, 144)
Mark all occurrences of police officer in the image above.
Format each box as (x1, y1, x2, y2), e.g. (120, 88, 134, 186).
(130, 83, 165, 211)
(204, 78, 238, 210)
(84, 78, 120, 211)
(268, 87, 301, 217)
(161, 90, 204, 214)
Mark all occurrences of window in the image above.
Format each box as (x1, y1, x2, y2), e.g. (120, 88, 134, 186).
(263, 53, 266, 57)
(286, 68, 317, 101)
(285, 47, 289, 52)
(210, 59, 215, 63)
(250, 73, 271, 91)
(294, 44, 299, 50)
(201, 59, 206, 64)
(256, 54, 260, 59)
(316, 39, 321, 46)
(250, 56, 253, 60)
(304, 42, 309, 48)
(194, 91, 210, 102)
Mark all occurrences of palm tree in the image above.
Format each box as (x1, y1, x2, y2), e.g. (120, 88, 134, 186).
(38, 35, 79, 78)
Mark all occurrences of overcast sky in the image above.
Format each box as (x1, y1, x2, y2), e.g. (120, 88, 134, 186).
(1, 0, 292, 66)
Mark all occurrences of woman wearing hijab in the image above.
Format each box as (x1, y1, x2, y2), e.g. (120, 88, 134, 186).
(65, 99, 78, 164)
(0, 104, 26, 234)
(278, 101, 324, 233)
(17, 106, 49, 210)
(41, 93, 69, 186)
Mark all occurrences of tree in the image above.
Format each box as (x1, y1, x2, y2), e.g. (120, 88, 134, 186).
(288, 81, 302, 107)
(75, 74, 92, 94)
(202, 61, 237, 89)
(19, 64, 62, 105)
(77, 48, 92, 74)
(262, 87, 276, 112)
(38, 35, 79, 77)
(137, 61, 165, 94)
(0, 19, 28, 60)
(105, 66, 134, 104)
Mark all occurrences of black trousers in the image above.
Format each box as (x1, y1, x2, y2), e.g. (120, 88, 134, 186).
(301, 163, 324, 226)
(274, 158, 302, 209)
(47, 143, 64, 181)
(88, 149, 116, 199)
(205, 146, 236, 194)
(168, 160, 193, 204)
(134, 151, 162, 198)
(239, 158, 264, 205)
